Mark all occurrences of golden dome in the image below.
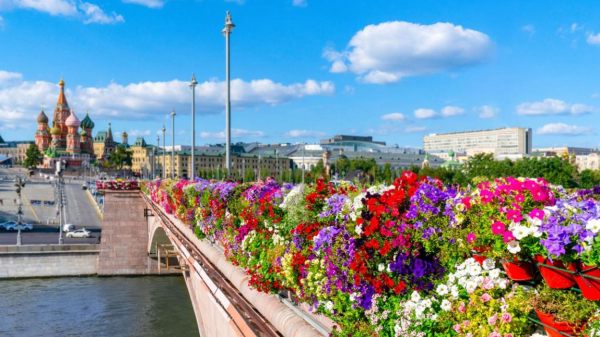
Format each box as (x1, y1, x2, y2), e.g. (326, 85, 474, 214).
(50, 122, 61, 135)
(59, 77, 65, 86)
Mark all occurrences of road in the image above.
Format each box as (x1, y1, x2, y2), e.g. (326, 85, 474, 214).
(0, 166, 102, 245)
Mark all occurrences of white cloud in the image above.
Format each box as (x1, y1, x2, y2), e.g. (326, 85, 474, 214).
(344, 85, 355, 95)
(381, 112, 409, 122)
(522, 24, 536, 35)
(0, 71, 334, 129)
(200, 128, 265, 139)
(571, 23, 583, 32)
(292, 0, 306, 7)
(474, 105, 498, 119)
(0, 70, 22, 86)
(79, 2, 124, 24)
(405, 126, 427, 133)
(122, 0, 164, 8)
(284, 130, 327, 138)
(441, 106, 465, 117)
(0, 0, 124, 25)
(537, 123, 594, 136)
(128, 129, 151, 136)
(516, 98, 597, 115)
(323, 21, 492, 83)
(414, 108, 437, 119)
(588, 32, 600, 45)
(0, 15, 4, 29)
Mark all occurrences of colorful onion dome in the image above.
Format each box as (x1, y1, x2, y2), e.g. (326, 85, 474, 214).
(65, 109, 80, 127)
(80, 129, 88, 137)
(59, 77, 65, 86)
(81, 110, 95, 129)
(36, 108, 49, 124)
(122, 131, 128, 137)
(50, 122, 61, 135)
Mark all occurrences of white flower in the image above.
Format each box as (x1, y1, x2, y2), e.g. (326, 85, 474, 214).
(455, 203, 465, 212)
(378, 264, 385, 272)
(387, 264, 392, 273)
(440, 299, 452, 311)
(325, 301, 334, 312)
(466, 281, 478, 294)
(488, 269, 500, 279)
(436, 284, 449, 296)
(507, 240, 521, 254)
(349, 293, 357, 302)
(530, 226, 543, 238)
(450, 285, 459, 299)
(512, 225, 530, 240)
(527, 216, 542, 227)
(354, 225, 363, 235)
(468, 263, 482, 276)
(411, 291, 421, 302)
(586, 219, 600, 234)
(482, 258, 495, 271)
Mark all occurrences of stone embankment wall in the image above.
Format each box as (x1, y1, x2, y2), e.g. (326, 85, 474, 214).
(0, 244, 99, 278)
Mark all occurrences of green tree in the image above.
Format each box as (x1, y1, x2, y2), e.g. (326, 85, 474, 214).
(244, 168, 256, 183)
(109, 145, 133, 169)
(23, 143, 42, 169)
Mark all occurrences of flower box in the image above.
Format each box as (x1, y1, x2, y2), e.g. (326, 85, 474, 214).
(535, 309, 584, 337)
(574, 263, 600, 301)
(535, 255, 577, 289)
(501, 258, 535, 281)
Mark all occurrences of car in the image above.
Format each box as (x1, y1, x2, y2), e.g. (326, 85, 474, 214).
(66, 229, 91, 238)
(6, 223, 33, 231)
(0, 221, 17, 230)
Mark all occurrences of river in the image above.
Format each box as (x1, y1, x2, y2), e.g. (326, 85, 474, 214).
(0, 276, 199, 337)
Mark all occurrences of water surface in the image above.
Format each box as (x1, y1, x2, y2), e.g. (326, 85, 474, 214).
(0, 276, 199, 337)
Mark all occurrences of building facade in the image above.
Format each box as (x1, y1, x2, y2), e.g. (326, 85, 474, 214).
(423, 127, 533, 155)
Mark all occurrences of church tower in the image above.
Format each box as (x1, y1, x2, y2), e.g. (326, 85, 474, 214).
(103, 122, 116, 157)
(80, 110, 95, 154)
(35, 108, 51, 151)
(65, 109, 81, 154)
(53, 78, 70, 148)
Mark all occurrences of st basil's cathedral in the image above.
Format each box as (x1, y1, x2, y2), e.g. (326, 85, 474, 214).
(34, 78, 99, 168)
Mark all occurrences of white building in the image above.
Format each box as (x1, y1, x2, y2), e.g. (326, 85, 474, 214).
(423, 127, 532, 155)
(576, 153, 600, 171)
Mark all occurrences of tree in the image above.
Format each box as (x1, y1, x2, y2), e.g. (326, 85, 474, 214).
(23, 143, 42, 169)
(109, 145, 133, 169)
(244, 168, 256, 183)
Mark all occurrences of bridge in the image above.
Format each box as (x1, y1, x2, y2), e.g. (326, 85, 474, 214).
(98, 189, 332, 337)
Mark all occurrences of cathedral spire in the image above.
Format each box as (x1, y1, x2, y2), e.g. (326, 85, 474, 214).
(56, 77, 69, 109)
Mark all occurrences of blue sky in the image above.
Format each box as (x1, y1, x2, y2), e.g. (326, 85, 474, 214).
(1, 0, 600, 149)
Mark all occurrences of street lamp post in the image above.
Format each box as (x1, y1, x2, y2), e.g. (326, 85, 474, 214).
(190, 74, 198, 180)
(157, 135, 160, 179)
(162, 125, 166, 180)
(14, 177, 26, 246)
(170, 108, 176, 179)
(222, 11, 235, 175)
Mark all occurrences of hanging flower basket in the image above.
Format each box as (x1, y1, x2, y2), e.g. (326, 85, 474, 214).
(534, 309, 584, 337)
(574, 263, 600, 301)
(501, 257, 535, 281)
(471, 246, 490, 266)
(535, 255, 577, 289)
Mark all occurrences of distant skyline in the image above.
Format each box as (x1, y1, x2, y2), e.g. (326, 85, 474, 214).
(1, 1, 600, 149)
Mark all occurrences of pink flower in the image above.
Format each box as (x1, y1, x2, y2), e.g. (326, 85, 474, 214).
(488, 333, 501, 337)
(481, 190, 493, 203)
(458, 302, 466, 313)
(505, 334, 514, 337)
(488, 314, 498, 325)
(463, 320, 471, 327)
(453, 324, 462, 333)
(501, 312, 512, 323)
(529, 208, 544, 220)
(524, 180, 539, 191)
(466, 334, 473, 337)
(503, 231, 516, 243)
(515, 194, 525, 203)
(506, 209, 522, 222)
(467, 233, 476, 243)
(492, 221, 506, 235)
(480, 293, 492, 302)
(481, 278, 494, 290)
(531, 187, 547, 201)
(462, 197, 472, 209)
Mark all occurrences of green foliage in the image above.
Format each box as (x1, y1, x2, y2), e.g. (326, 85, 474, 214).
(108, 145, 133, 169)
(23, 143, 42, 169)
(529, 284, 599, 328)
